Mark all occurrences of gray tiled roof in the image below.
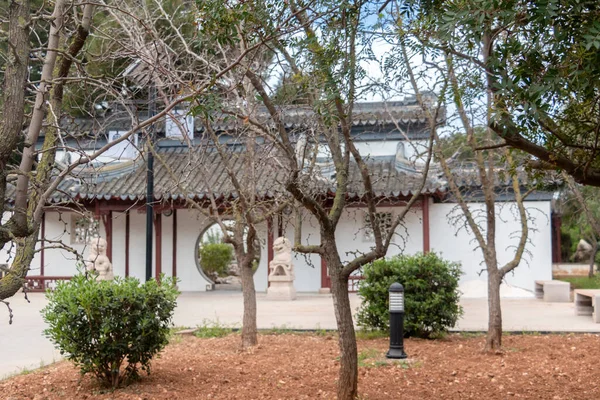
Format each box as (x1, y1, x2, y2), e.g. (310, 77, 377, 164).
(41, 147, 444, 204)
(55, 98, 441, 139)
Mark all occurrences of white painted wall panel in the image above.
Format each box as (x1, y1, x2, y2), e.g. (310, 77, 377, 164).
(273, 211, 322, 293)
(429, 201, 552, 292)
(175, 209, 211, 291)
(252, 221, 269, 293)
(128, 211, 148, 280)
(111, 212, 127, 278)
(334, 206, 423, 264)
(161, 213, 174, 277)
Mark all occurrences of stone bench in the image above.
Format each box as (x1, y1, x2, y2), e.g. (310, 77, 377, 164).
(534, 280, 570, 302)
(574, 289, 600, 323)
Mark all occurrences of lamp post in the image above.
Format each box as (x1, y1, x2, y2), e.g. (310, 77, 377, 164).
(386, 282, 407, 359)
(145, 83, 156, 282)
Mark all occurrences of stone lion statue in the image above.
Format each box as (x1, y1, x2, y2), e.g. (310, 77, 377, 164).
(269, 237, 293, 279)
(86, 237, 114, 281)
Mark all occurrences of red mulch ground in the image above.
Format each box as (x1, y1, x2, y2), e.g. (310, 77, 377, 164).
(2, 333, 600, 399)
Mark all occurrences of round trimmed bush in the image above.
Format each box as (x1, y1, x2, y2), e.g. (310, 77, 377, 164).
(356, 252, 463, 338)
(199, 243, 233, 277)
(42, 275, 179, 388)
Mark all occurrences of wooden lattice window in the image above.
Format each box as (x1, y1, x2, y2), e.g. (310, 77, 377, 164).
(71, 215, 99, 245)
(363, 212, 393, 242)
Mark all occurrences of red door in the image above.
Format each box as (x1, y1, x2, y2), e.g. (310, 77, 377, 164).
(321, 256, 331, 289)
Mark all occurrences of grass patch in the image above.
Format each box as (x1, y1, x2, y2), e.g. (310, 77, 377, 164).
(17, 367, 34, 376)
(194, 320, 236, 338)
(357, 348, 420, 369)
(556, 275, 600, 289)
(264, 324, 296, 335)
(313, 324, 333, 337)
(168, 326, 190, 344)
(356, 330, 388, 340)
(358, 348, 381, 367)
(456, 331, 485, 339)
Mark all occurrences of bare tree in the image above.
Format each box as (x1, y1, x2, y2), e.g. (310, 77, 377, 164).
(395, 23, 532, 350)
(193, 1, 439, 398)
(0, 0, 263, 315)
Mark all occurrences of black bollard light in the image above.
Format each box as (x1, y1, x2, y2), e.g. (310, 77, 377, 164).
(386, 282, 407, 359)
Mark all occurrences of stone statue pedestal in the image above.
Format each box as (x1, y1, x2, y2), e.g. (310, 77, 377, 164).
(266, 237, 296, 301)
(267, 275, 297, 301)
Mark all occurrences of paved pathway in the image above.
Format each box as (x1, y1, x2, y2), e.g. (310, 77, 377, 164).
(1, 291, 600, 378)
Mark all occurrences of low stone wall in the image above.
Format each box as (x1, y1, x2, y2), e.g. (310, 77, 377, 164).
(553, 263, 596, 277)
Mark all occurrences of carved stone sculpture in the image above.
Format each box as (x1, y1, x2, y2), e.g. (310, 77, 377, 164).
(574, 239, 594, 262)
(267, 237, 296, 300)
(86, 237, 114, 281)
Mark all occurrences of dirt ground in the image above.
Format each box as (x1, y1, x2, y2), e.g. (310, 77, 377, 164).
(2, 332, 600, 399)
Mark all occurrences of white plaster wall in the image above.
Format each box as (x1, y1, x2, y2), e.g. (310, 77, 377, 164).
(429, 201, 553, 292)
(335, 206, 423, 264)
(111, 212, 127, 278)
(0, 211, 119, 277)
(36, 209, 268, 292)
(252, 221, 269, 293)
(161, 212, 174, 277)
(317, 140, 429, 164)
(41, 211, 126, 277)
(0, 212, 43, 275)
(172, 210, 269, 292)
(43, 212, 83, 276)
(273, 211, 322, 293)
(274, 205, 423, 292)
(171, 209, 201, 290)
(354, 141, 401, 157)
(128, 211, 150, 280)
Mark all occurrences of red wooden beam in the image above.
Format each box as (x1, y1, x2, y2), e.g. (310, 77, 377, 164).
(125, 211, 130, 277)
(155, 212, 162, 280)
(172, 209, 177, 279)
(422, 195, 430, 253)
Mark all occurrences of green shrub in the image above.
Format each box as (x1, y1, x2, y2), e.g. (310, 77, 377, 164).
(41, 275, 179, 388)
(356, 252, 463, 338)
(199, 243, 233, 277)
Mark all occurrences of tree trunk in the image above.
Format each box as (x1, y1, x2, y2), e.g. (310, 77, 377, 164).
(329, 264, 358, 400)
(0, 0, 31, 246)
(0, 235, 37, 301)
(485, 270, 502, 351)
(240, 258, 258, 349)
(13, 0, 66, 234)
(589, 241, 597, 278)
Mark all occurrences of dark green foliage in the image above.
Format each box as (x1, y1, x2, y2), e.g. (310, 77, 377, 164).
(404, 0, 600, 185)
(557, 276, 600, 290)
(42, 275, 179, 388)
(357, 253, 462, 338)
(559, 184, 600, 262)
(198, 243, 233, 277)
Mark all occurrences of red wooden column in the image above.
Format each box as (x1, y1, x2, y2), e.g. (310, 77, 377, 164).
(422, 195, 430, 253)
(172, 209, 177, 279)
(155, 212, 162, 280)
(320, 257, 331, 290)
(552, 213, 562, 263)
